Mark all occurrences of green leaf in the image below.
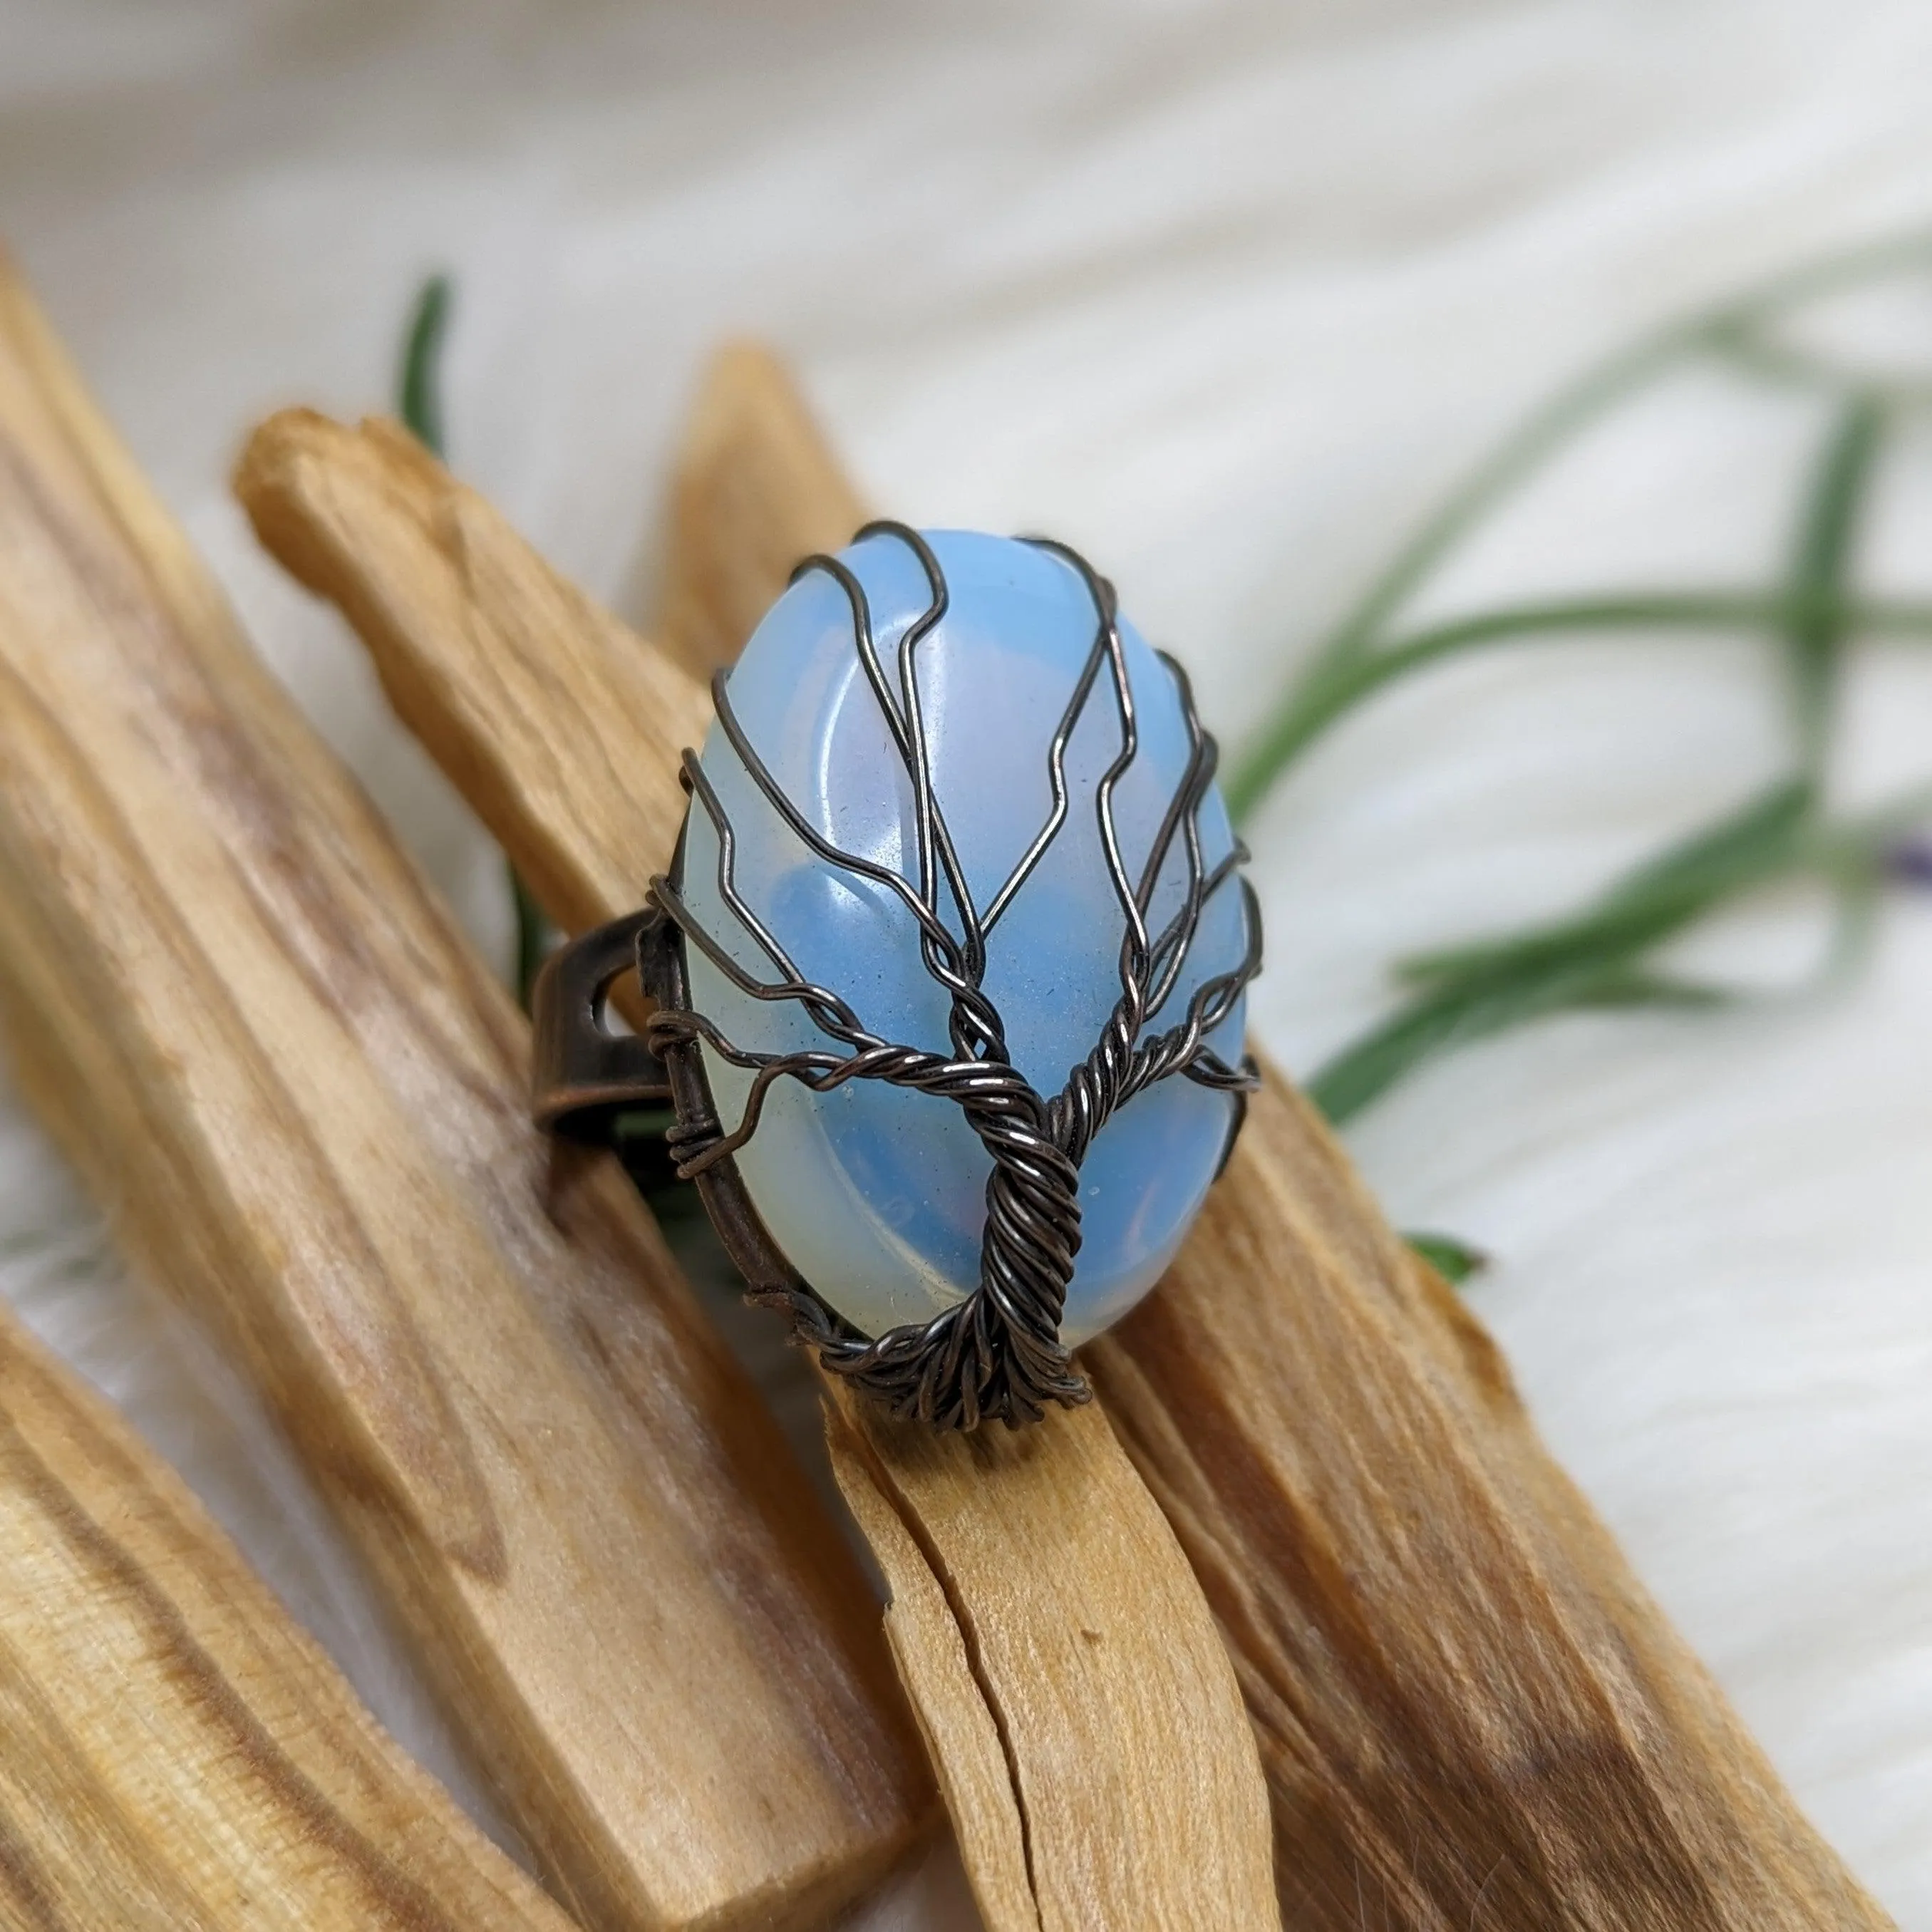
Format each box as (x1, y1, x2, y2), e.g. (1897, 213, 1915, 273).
(1405, 1232, 1487, 1284)
(1308, 973, 1560, 1125)
(512, 870, 554, 1010)
(1227, 231, 1932, 821)
(1236, 239, 1932, 1124)
(1564, 969, 1732, 1011)
(1784, 394, 1886, 770)
(1598, 778, 1814, 904)
(1395, 781, 1813, 993)
(1311, 782, 1812, 1122)
(1221, 588, 1932, 822)
(398, 274, 451, 458)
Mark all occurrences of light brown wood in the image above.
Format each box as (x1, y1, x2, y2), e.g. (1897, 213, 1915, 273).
(1090, 1077, 1890, 1928)
(653, 342, 869, 681)
(827, 1391, 1276, 1932)
(236, 403, 1283, 1932)
(0, 1303, 574, 1932)
(0, 256, 930, 1932)
(627, 344, 1894, 1932)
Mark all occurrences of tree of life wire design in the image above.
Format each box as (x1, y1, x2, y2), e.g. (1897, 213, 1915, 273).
(644, 522, 1263, 1430)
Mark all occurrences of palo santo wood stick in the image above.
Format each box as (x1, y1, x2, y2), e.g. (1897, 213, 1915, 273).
(0, 257, 929, 1932)
(237, 408, 1281, 1931)
(641, 344, 1894, 1931)
(0, 1302, 573, 1932)
(1090, 1085, 1888, 1928)
(827, 1393, 1276, 1931)
(653, 342, 869, 683)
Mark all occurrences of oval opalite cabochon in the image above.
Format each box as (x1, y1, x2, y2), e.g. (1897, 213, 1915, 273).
(681, 530, 1249, 1347)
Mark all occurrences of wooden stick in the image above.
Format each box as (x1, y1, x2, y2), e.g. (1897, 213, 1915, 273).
(0, 1302, 574, 1931)
(652, 342, 869, 683)
(827, 1391, 1277, 1931)
(1092, 1081, 1888, 1928)
(237, 407, 1283, 1931)
(639, 346, 1896, 1931)
(0, 257, 929, 1932)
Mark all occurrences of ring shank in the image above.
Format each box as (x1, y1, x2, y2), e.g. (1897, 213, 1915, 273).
(530, 910, 672, 1139)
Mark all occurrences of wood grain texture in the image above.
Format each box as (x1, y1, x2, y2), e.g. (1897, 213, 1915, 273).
(1089, 1078, 1890, 1930)
(620, 343, 1894, 1932)
(0, 1303, 574, 1932)
(236, 401, 1283, 1932)
(653, 342, 869, 683)
(0, 256, 930, 1932)
(827, 1390, 1276, 1932)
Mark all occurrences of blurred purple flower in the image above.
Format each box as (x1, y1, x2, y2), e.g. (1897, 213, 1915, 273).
(1888, 839, 1932, 889)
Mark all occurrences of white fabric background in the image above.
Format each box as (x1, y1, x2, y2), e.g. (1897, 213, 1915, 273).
(3, 2, 1930, 1924)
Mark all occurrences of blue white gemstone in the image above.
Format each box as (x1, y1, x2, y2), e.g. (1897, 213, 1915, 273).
(680, 529, 1249, 1347)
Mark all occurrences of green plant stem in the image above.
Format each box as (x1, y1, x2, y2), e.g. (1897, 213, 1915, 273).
(1228, 231, 1932, 820)
(1226, 589, 1932, 809)
(1234, 331, 1705, 815)
(1319, 332, 1697, 670)
(399, 276, 452, 457)
(1784, 394, 1887, 774)
(1707, 329, 1932, 413)
(1307, 777, 1932, 1125)
(1395, 781, 1814, 986)
(511, 872, 552, 1011)
(1308, 783, 1797, 1121)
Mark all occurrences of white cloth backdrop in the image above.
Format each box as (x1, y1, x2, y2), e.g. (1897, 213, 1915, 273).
(3, 1, 1931, 1923)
